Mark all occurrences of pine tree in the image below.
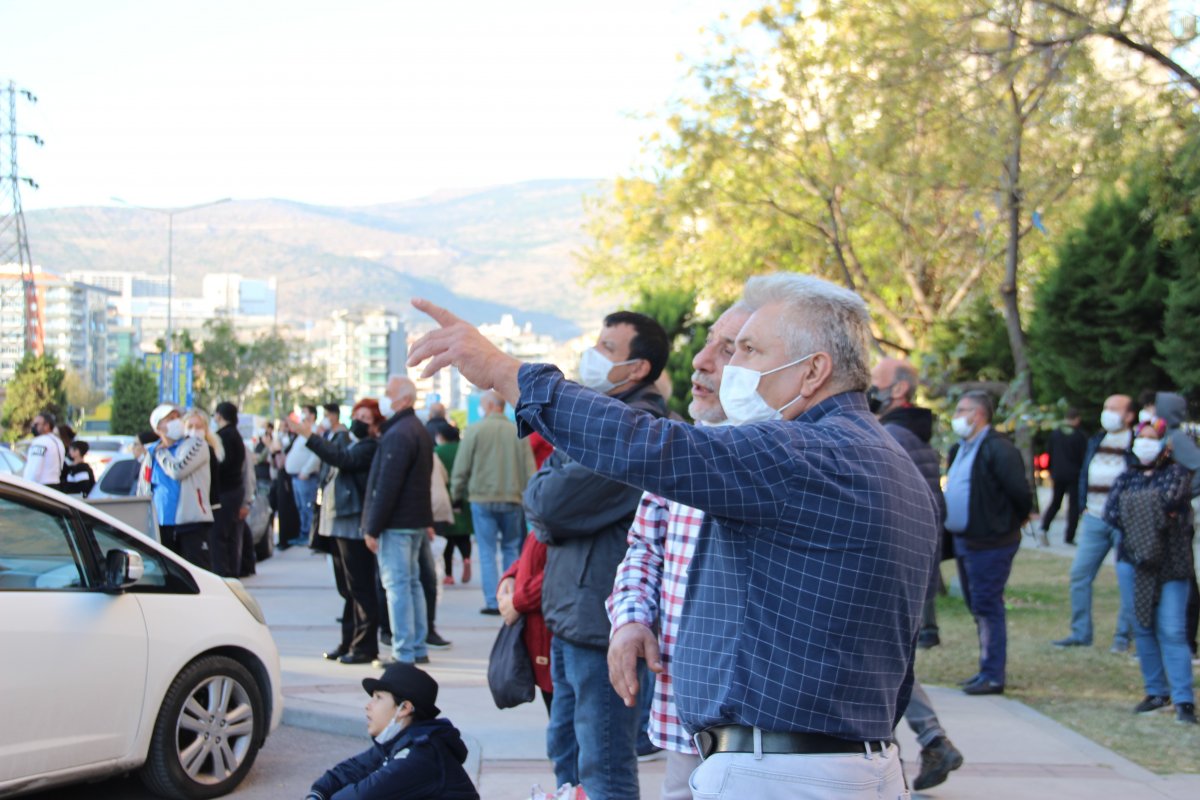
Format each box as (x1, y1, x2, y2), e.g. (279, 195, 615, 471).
(1028, 180, 1174, 421)
(110, 360, 159, 436)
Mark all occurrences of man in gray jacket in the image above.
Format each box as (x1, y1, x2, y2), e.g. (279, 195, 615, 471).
(524, 311, 669, 800)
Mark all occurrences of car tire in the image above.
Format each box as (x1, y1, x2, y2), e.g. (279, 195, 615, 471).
(139, 655, 265, 799)
(254, 512, 274, 562)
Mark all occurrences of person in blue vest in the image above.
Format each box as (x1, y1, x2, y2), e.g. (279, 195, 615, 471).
(145, 403, 214, 570)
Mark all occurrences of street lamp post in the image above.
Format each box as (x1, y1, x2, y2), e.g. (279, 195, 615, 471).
(112, 196, 231, 398)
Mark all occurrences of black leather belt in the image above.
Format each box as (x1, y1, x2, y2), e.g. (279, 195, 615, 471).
(694, 725, 892, 759)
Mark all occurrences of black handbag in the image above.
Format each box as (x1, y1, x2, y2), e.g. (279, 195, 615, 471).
(487, 616, 536, 709)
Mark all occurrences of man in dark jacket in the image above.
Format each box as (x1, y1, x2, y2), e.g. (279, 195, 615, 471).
(362, 376, 434, 667)
(306, 662, 478, 800)
(524, 311, 669, 800)
(871, 358, 962, 790)
(945, 390, 1033, 695)
(212, 401, 247, 577)
(1040, 408, 1088, 545)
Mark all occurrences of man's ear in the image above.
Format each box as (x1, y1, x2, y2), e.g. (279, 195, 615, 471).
(627, 359, 651, 384)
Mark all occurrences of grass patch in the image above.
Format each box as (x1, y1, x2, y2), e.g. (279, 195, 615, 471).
(916, 549, 1200, 774)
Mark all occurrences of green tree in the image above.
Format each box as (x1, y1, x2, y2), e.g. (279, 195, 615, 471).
(925, 294, 1015, 389)
(110, 360, 159, 436)
(1028, 179, 1174, 420)
(629, 288, 714, 418)
(195, 319, 255, 407)
(63, 370, 106, 422)
(1, 353, 67, 442)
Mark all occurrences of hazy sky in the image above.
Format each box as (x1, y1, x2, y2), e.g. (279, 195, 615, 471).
(1, 0, 762, 210)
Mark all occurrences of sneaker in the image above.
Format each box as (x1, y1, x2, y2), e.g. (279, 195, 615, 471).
(962, 679, 1004, 696)
(480, 607, 502, 616)
(1176, 703, 1197, 724)
(442, 575, 455, 585)
(913, 736, 964, 791)
(371, 654, 395, 669)
(636, 742, 664, 762)
(1052, 637, 1090, 648)
(1036, 526, 1050, 548)
(1133, 695, 1170, 714)
(426, 631, 452, 649)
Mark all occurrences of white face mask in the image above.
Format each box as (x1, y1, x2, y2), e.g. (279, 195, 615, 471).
(164, 419, 185, 441)
(950, 415, 974, 439)
(1100, 410, 1125, 433)
(718, 354, 814, 426)
(378, 395, 394, 418)
(579, 347, 638, 394)
(1138, 409, 1156, 425)
(1132, 437, 1164, 466)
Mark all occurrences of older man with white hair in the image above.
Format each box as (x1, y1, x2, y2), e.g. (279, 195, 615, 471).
(406, 273, 939, 798)
(361, 375, 434, 666)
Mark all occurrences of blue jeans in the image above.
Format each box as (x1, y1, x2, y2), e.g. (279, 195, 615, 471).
(1116, 561, 1194, 705)
(960, 540, 1019, 684)
(376, 529, 428, 663)
(471, 502, 524, 610)
(291, 476, 318, 543)
(1067, 513, 1133, 646)
(548, 638, 641, 800)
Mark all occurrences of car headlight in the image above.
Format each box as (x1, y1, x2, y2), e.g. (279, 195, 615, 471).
(224, 578, 267, 625)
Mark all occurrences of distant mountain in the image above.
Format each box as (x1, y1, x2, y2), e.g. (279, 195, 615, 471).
(24, 179, 615, 339)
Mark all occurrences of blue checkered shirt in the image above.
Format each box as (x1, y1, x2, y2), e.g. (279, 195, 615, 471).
(515, 363, 939, 741)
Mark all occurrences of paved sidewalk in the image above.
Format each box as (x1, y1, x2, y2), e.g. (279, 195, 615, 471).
(244, 543, 1200, 799)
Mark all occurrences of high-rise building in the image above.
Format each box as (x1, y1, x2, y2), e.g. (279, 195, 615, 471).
(320, 307, 406, 406)
(0, 265, 115, 389)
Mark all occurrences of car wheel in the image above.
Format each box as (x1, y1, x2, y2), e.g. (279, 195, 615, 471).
(139, 655, 264, 799)
(254, 513, 274, 562)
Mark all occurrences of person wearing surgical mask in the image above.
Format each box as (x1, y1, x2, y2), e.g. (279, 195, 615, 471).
(526, 310, 670, 800)
(1103, 420, 1197, 724)
(305, 663, 479, 799)
(943, 391, 1032, 696)
(1052, 394, 1139, 652)
(146, 403, 214, 570)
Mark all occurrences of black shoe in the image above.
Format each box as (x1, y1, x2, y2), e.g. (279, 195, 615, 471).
(956, 674, 982, 687)
(323, 646, 348, 661)
(1176, 702, 1197, 724)
(338, 651, 375, 665)
(480, 607, 502, 616)
(426, 631, 452, 649)
(917, 631, 940, 650)
(415, 655, 430, 664)
(1052, 637, 1091, 648)
(963, 679, 1004, 695)
(913, 736, 964, 791)
(1133, 695, 1171, 714)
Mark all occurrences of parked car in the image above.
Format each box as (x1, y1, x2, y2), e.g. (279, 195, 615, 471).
(0, 473, 283, 799)
(0, 448, 26, 475)
(77, 434, 137, 475)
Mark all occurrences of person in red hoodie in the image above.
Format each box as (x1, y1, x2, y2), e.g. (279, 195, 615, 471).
(496, 431, 555, 712)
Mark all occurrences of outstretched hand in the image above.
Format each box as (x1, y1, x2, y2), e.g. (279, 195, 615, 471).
(406, 298, 522, 405)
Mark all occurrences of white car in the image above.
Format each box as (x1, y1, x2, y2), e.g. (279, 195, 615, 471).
(0, 474, 283, 799)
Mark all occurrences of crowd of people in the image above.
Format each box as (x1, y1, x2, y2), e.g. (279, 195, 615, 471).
(14, 270, 1198, 799)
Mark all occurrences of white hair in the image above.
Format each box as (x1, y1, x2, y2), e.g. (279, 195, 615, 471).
(387, 374, 417, 402)
(742, 273, 873, 392)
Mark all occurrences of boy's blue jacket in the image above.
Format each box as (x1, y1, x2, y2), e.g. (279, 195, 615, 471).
(306, 718, 478, 800)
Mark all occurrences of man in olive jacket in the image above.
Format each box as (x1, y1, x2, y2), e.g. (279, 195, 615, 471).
(362, 376, 434, 666)
(523, 311, 669, 800)
(450, 390, 536, 614)
(945, 390, 1033, 696)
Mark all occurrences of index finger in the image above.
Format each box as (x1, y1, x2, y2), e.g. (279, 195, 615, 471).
(411, 297, 464, 329)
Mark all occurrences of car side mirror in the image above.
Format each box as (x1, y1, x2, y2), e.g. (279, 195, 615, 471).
(105, 549, 144, 592)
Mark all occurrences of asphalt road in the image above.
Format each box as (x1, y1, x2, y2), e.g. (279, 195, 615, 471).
(27, 724, 364, 799)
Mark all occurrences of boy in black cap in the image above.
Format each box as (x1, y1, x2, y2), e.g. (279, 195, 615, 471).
(305, 663, 479, 799)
